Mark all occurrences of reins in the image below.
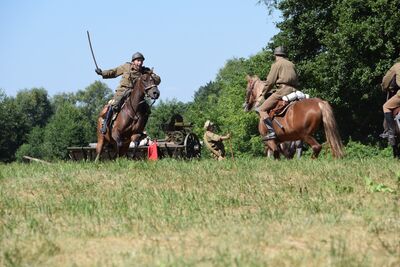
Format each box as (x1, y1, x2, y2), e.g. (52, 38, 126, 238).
(124, 78, 157, 121)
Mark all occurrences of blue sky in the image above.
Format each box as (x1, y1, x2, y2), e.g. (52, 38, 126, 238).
(0, 0, 280, 102)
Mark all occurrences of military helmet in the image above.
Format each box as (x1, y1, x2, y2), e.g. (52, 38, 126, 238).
(132, 52, 145, 61)
(204, 120, 214, 130)
(273, 46, 286, 56)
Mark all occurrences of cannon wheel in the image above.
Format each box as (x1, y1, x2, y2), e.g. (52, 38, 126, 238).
(170, 131, 185, 145)
(184, 133, 201, 158)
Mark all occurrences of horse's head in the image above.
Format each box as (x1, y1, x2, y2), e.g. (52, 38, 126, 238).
(140, 72, 160, 100)
(244, 75, 262, 112)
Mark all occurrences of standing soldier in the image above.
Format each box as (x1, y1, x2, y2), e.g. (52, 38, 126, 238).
(203, 120, 231, 160)
(380, 60, 400, 146)
(95, 52, 161, 134)
(257, 46, 299, 140)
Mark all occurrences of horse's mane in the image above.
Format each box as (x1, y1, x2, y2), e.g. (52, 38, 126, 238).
(247, 75, 264, 98)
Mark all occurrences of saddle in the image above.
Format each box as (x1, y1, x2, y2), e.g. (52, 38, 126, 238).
(268, 90, 309, 118)
(268, 100, 295, 119)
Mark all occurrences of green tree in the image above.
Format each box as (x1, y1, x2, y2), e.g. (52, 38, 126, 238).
(185, 81, 221, 135)
(146, 99, 188, 139)
(15, 126, 46, 161)
(41, 102, 91, 160)
(0, 88, 52, 162)
(75, 81, 113, 141)
(51, 92, 76, 112)
(0, 90, 27, 162)
(185, 51, 273, 156)
(14, 88, 53, 129)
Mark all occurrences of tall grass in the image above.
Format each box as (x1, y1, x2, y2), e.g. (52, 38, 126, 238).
(0, 158, 399, 266)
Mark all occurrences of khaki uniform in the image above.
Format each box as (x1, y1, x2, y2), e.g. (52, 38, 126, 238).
(203, 131, 226, 159)
(382, 62, 400, 112)
(102, 63, 161, 109)
(258, 57, 298, 118)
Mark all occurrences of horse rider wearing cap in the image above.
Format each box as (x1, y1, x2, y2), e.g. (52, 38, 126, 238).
(95, 52, 161, 134)
(203, 120, 231, 160)
(257, 46, 299, 140)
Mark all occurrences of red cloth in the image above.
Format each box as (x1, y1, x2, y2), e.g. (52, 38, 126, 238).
(147, 140, 158, 160)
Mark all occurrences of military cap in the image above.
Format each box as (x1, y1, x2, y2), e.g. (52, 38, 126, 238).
(273, 46, 286, 56)
(204, 120, 214, 130)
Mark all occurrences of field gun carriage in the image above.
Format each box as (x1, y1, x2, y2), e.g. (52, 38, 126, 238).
(67, 114, 201, 161)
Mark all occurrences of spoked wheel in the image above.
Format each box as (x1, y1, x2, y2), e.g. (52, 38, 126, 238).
(171, 131, 185, 145)
(184, 133, 201, 158)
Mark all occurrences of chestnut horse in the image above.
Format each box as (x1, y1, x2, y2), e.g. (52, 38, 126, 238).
(244, 75, 344, 159)
(95, 73, 160, 161)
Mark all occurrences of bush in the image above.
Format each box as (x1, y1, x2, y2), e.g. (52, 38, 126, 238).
(344, 140, 392, 159)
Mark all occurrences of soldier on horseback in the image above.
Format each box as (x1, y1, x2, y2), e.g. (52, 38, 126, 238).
(380, 61, 400, 146)
(257, 46, 298, 141)
(95, 52, 161, 134)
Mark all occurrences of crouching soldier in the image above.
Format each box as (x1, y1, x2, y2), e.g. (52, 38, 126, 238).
(203, 120, 231, 160)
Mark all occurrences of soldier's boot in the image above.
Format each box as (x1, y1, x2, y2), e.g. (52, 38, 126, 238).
(262, 117, 277, 140)
(384, 112, 396, 146)
(101, 106, 113, 134)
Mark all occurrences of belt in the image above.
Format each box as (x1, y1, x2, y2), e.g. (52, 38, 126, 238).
(121, 85, 134, 89)
(277, 83, 292, 87)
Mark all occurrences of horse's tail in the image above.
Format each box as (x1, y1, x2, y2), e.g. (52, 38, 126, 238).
(319, 101, 344, 158)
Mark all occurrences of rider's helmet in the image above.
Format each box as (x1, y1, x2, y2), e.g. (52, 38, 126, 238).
(204, 120, 214, 130)
(132, 52, 145, 61)
(273, 46, 286, 57)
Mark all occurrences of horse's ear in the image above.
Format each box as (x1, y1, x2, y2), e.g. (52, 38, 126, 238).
(246, 74, 251, 82)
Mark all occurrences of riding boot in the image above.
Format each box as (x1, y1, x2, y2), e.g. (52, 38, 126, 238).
(392, 145, 399, 158)
(101, 106, 113, 134)
(262, 117, 277, 140)
(384, 112, 396, 146)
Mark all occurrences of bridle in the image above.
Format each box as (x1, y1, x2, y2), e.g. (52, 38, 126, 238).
(139, 84, 158, 107)
(245, 78, 256, 105)
(125, 75, 158, 120)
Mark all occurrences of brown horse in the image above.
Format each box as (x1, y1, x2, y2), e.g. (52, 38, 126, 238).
(244, 75, 344, 159)
(95, 73, 160, 161)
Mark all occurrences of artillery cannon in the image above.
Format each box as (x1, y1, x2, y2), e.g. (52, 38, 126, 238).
(159, 114, 201, 158)
(67, 114, 201, 160)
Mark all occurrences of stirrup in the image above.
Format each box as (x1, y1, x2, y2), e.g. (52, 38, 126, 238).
(379, 132, 389, 139)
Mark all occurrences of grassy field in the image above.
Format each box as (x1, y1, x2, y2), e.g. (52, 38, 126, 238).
(0, 157, 399, 266)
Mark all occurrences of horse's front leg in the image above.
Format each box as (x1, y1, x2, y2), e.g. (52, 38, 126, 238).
(95, 143, 102, 162)
(266, 140, 280, 159)
(116, 141, 131, 158)
(95, 125, 106, 163)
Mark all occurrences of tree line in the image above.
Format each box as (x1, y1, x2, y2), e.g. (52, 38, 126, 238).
(0, 82, 112, 162)
(1, 0, 399, 162)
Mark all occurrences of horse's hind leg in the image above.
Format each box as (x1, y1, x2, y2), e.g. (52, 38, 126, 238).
(303, 136, 322, 159)
(295, 140, 303, 158)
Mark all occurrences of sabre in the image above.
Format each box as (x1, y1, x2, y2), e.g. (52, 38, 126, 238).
(86, 30, 99, 69)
